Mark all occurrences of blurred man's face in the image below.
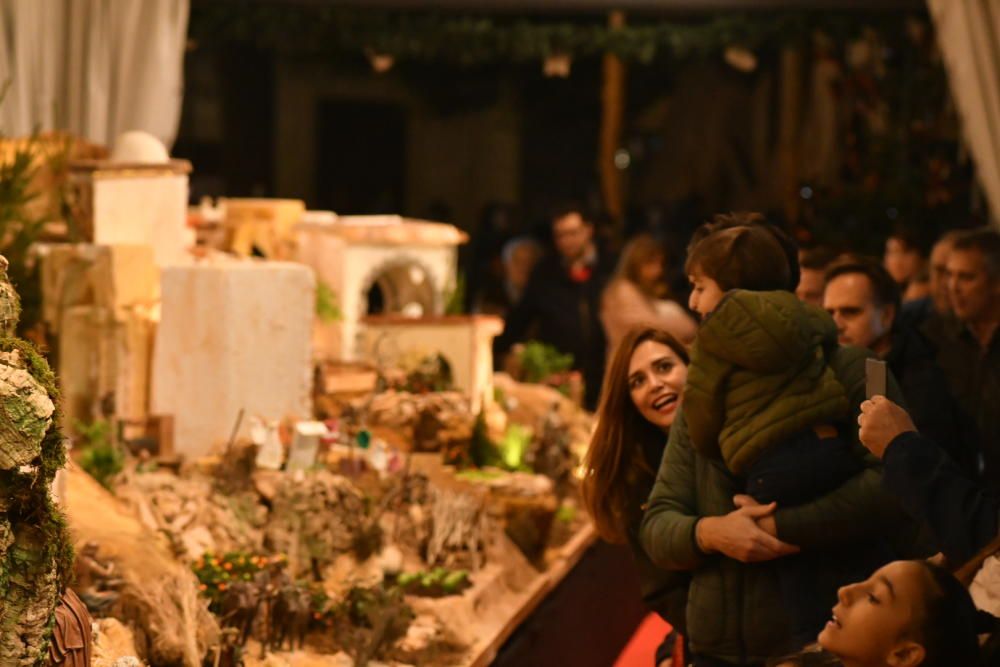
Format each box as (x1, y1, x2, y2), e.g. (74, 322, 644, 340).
(796, 268, 826, 307)
(824, 273, 894, 354)
(947, 248, 999, 325)
(552, 213, 593, 263)
(929, 238, 953, 315)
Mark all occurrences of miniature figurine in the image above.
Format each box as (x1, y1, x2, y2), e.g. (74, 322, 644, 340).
(267, 584, 311, 651)
(218, 580, 261, 646)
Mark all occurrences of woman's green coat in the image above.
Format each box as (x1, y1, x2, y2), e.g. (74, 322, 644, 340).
(640, 340, 913, 664)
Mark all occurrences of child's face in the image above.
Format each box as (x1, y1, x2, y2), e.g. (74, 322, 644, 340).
(818, 560, 928, 667)
(687, 268, 725, 318)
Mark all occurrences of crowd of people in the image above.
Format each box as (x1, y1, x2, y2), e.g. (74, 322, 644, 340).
(480, 205, 1000, 666)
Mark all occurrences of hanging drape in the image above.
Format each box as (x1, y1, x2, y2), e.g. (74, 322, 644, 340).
(928, 0, 1000, 225)
(0, 0, 189, 149)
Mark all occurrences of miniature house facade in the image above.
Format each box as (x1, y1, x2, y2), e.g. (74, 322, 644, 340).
(296, 216, 504, 412)
(296, 215, 467, 361)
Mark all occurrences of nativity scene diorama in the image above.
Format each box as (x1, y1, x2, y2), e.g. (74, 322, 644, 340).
(2, 130, 596, 667)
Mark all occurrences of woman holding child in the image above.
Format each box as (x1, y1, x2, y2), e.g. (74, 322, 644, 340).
(639, 216, 914, 666)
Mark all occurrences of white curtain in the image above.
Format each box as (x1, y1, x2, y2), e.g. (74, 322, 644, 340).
(929, 0, 1000, 225)
(0, 0, 189, 149)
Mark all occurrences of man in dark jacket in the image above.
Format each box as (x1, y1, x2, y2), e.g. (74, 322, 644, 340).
(823, 258, 979, 476)
(493, 204, 612, 409)
(859, 395, 998, 564)
(924, 228, 1000, 489)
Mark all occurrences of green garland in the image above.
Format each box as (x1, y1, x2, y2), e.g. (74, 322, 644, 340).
(189, 7, 914, 65)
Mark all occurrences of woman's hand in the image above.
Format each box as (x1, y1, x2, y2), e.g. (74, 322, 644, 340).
(695, 500, 800, 563)
(733, 494, 778, 537)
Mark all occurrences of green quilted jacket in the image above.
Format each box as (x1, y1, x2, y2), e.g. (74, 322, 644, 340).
(685, 290, 849, 475)
(640, 344, 912, 664)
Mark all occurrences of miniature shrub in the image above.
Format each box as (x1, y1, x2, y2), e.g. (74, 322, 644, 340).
(518, 341, 573, 384)
(75, 419, 123, 490)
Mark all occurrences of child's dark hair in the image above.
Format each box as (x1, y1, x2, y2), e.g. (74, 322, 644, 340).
(685, 222, 791, 292)
(917, 561, 988, 667)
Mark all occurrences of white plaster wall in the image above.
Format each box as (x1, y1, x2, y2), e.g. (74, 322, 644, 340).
(150, 262, 315, 458)
(92, 174, 192, 267)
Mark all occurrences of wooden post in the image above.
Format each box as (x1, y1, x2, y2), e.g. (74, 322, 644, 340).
(778, 46, 804, 224)
(600, 10, 627, 228)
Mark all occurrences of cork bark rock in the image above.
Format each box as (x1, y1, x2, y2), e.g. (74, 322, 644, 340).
(0, 254, 73, 666)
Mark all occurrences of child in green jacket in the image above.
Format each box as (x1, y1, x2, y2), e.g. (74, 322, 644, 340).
(685, 224, 863, 645)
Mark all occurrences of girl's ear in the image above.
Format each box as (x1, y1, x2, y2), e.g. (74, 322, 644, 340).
(886, 641, 925, 667)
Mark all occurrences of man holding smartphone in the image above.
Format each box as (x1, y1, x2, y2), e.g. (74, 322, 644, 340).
(858, 396, 999, 563)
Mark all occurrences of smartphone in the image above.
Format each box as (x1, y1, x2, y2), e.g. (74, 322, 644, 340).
(865, 358, 887, 399)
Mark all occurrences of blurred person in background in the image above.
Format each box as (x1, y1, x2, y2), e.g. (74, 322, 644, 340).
(475, 236, 543, 318)
(895, 230, 960, 334)
(493, 203, 613, 410)
(464, 203, 518, 313)
(601, 234, 697, 354)
(796, 246, 838, 307)
(927, 227, 1000, 490)
(883, 225, 931, 304)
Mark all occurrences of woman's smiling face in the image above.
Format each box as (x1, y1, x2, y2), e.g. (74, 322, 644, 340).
(818, 560, 929, 667)
(627, 340, 688, 431)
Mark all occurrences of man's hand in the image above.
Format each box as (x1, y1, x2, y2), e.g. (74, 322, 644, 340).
(858, 396, 917, 459)
(695, 501, 800, 563)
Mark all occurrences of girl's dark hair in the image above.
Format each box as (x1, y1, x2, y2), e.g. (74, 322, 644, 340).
(581, 326, 689, 543)
(916, 561, 984, 667)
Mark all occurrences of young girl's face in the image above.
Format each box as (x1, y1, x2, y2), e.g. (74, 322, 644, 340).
(818, 561, 929, 667)
(687, 268, 725, 318)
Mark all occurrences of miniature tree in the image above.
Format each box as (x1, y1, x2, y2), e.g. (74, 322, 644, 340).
(0, 255, 73, 665)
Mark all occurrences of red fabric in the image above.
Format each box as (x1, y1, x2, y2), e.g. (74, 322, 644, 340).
(613, 613, 674, 667)
(569, 264, 592, 283)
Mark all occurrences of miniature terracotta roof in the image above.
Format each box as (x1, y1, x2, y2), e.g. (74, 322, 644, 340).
(298, 215, 468, 247)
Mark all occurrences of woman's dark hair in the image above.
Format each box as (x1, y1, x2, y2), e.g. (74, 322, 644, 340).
(581, 326, 689, 543)
(915, 561, 983, 667)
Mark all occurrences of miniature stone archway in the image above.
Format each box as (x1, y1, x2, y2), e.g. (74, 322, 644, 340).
(359, 256, 440, 317)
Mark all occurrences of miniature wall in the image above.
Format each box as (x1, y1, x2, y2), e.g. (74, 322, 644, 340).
(360, 315, 503, 414)
(150, 261, 315, 458)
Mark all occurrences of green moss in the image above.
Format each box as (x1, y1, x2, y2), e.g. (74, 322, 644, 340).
(0, 336, 58, 399)
(0, 330, 71, 663)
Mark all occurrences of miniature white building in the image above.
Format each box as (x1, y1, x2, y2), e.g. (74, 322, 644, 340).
(68, 158, 193, 268)
(296, 215, 505, 412)
(295, 215, 467, 361)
